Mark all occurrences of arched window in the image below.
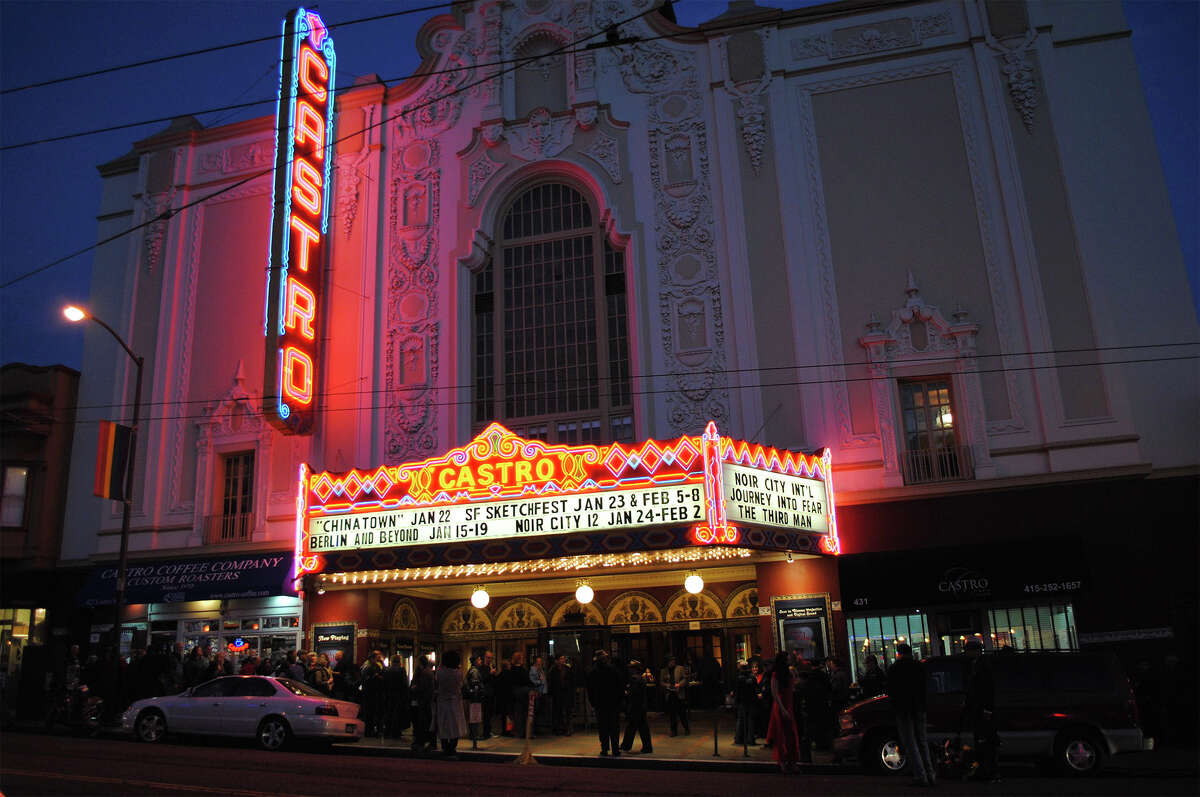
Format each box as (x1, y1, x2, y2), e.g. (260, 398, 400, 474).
(473, 183, 633, 444)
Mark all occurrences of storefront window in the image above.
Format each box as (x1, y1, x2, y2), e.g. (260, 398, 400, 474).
(988, 603, 1077, 651)
(0, 607, 48, 677)
(847, 612, 931, 683)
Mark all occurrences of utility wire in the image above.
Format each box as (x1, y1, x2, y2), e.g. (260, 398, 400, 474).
(58, 341, 1200, 415)
(1, 3, 791, 152)
(1, 1, 666, 291)
(48, 353, 1200, 427)
(0, 0, 476, 95)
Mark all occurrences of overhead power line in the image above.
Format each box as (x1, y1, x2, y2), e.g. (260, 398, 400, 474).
(1, 1, 792, 152)
(1, 1, 667, 291)
(0, 0, 475, 96)
(60, 341, 1200, 415)
(45, 352, 1200, 428)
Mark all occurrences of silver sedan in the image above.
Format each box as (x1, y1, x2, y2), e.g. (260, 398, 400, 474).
(123, 675, 364, 751)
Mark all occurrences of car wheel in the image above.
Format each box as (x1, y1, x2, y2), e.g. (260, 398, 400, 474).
(135, 709, 167, 743)
(1055, 730, 1106, 776)
(866, 731, 907, 774)
(257, 716, 291, 751)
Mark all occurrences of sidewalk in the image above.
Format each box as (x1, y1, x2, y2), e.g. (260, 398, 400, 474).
(337, 709, 840, 773)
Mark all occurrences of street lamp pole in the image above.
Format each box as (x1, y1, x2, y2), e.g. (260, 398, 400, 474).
(65, 306, 143, 654)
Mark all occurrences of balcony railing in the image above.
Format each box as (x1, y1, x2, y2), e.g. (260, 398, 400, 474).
(901, 444, 974, 485)
(204, 513, 253, 544)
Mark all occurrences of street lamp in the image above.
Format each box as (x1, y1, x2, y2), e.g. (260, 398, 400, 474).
(64, 305, 144, 656)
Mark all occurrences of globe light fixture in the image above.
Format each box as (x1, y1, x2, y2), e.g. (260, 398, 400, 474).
(470, 586, 490, 609)
(684, 571, 704, 594)
(575, 580, 594, 605)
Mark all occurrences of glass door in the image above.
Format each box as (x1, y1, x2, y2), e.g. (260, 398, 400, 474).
(933, 609, 984, 656)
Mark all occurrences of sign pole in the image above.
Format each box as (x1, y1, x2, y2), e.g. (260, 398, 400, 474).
(513, 691, 538, 765)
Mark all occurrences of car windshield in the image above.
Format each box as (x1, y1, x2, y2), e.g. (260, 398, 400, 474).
(276, 678, 326, 697)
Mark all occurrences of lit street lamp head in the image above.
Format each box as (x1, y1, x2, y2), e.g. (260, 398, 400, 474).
(63, 305, 88, 322)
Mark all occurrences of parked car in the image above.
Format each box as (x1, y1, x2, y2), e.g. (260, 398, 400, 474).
(834, 651, 1149, 776)
(122, 675, 364, 750)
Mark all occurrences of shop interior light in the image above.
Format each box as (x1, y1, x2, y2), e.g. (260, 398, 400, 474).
(470, 586, 490, 609)
(684, 572, 704, 595)
(316, 587, 326, 595)
(574, 580, 594, 605)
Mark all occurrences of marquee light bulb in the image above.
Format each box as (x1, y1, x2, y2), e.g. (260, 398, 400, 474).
(684, 572, 704, 594)
(470, 587, 490, 609)
(575, 582, 594, 605)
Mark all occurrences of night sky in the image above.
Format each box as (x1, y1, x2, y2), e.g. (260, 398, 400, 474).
(1, 0, 1196, 370)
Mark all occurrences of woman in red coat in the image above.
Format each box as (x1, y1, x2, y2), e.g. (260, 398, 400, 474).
(766, 651, 800, 772)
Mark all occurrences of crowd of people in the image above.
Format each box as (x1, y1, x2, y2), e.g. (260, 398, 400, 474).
(729, 651, 858, 772)
(45, 637, 1004, 781)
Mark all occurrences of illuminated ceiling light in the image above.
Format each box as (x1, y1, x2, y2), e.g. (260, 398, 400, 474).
(470, 586, 490, 609)
(575, 580, 594, 605)
(316, 586, 325, 595)
(684, 571, 704, 595)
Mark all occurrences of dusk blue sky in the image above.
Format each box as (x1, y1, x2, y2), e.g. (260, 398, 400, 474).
(1, 0, 1196, 371)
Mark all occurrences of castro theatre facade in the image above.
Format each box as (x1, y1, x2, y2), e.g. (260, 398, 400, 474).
(300, 423, 842, 682)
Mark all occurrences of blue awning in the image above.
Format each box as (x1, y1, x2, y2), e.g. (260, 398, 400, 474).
(78, 553, 296, 606)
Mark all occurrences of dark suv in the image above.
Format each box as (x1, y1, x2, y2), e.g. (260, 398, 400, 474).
(833, 651, 1148, 776)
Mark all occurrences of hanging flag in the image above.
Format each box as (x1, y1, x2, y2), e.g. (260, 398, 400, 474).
(94, 420, 132, 500)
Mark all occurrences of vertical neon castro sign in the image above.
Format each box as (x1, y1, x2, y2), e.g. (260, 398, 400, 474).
(264, 8, 335, 434)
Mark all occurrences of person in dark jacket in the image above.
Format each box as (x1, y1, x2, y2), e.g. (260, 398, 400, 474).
(410, 656, 435, 755)
(360, 650, 385, 736)
(887, 643, 935, 787)
(965, 639, 999, 782)
(384, 655, 410, 738)
(509, 652, 531, 738)
(619, 659, 653, 754)
(495, 659, 514, 736)
(732, 660, 758, 746)
(549, 654, 572, 735)
(857, 654, 886, 699)
(586, 650, 625, 756)
(804, 659, 833, 750)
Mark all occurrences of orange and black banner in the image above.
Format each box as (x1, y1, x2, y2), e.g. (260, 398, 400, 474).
(94, 420, 132, 500)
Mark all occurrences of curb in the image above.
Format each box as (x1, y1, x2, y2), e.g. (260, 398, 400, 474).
(332, 742, 844, 774)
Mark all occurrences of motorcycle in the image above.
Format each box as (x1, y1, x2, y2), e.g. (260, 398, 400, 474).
(44, 684, 104, 735)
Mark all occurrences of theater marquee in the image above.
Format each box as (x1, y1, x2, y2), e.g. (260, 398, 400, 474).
(296, 422, 840, 576)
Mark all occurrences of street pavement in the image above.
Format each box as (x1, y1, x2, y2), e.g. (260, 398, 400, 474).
(1, 731, 1196, 797)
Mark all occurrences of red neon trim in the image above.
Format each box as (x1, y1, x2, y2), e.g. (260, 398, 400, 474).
(294, 101, 325, 157)
(284, 277, 317, 340)
(291, 157, 323, 217)
(297, 44, 328, 103)
(282, 346, 314, 405)
(289, 214, 320, 273)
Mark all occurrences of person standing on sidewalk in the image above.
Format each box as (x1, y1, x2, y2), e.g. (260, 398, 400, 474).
(660, 655, 691, 736)
(480, 650, 496, 738)
(964, 639, 999, 782)
(549, 654, 571, 735)
(410, 656, 435, 755)
(619, 659, 653, 754)
(587, 650, 624, 756)
(433, 651, 468, 757)
(766, 652, 800, 773)
(887, 642, 935, 788)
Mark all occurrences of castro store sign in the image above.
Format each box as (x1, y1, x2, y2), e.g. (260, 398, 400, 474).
(264, 8, 335, 435)
(296, 422, 841, 574)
